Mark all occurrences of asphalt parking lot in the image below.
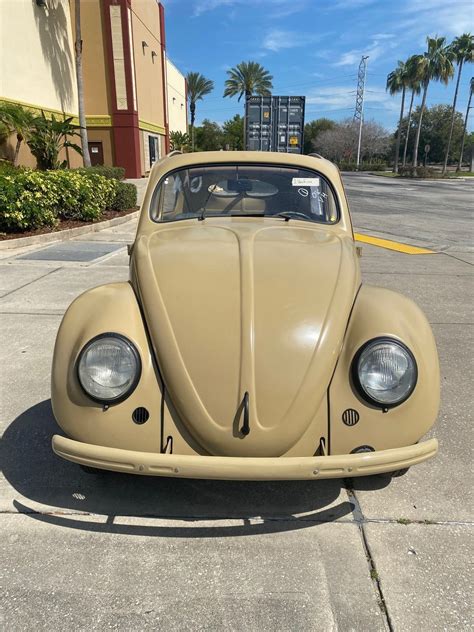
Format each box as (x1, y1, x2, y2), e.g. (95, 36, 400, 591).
(1, 173, 472, 631)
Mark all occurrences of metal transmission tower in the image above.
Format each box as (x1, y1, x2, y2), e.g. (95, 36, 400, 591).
(353, 55, 369, 169)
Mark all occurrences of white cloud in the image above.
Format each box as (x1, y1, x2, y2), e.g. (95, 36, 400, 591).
(334, 33, 397, 66)
(262, 29, 319, 52)
(305, 86, 399, 113)
(192, 0, 308, 17)
(400, 0, 473, 38)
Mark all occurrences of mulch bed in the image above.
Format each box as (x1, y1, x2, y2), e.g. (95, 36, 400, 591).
(0, 208, 138, 241)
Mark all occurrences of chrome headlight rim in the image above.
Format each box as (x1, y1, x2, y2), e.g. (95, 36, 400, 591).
(76, 332, 142, 405)
(351, 336, 418, 409)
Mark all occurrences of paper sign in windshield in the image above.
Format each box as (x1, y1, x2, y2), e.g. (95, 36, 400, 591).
(292, 178, 320, 187)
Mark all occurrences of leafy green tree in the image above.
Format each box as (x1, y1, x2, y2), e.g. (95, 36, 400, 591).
(386, 60, 410, 172)
(394, 104, 464, 164)
(222, 114, 244, 150)
(194, 119, 223, 152)
(186, 72, 214, 151)
(169, 130, 190, 152)
(0, 102, 35, 166)
(402, 55, 422, 166)
(443, 33, 474, 173)
(223, 61, 273, 101)
(27, 112, 82, 169)
(411, 37, 454, 167)
(303, 118, 336, 154)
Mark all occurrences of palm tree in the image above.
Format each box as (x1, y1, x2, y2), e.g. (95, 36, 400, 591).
(186, 72, 214, 151)
(223, 61, 273, 101)
(457, 77, 474, 172)
(442, 33, 474, 174)
(74, 0, 91, 167)
(402, 55, 422, 166)
(169, 130, 190, 152)
(0, 102, 35, 166)
(412, 37, 454, 168)
(387, 60, 409, 173)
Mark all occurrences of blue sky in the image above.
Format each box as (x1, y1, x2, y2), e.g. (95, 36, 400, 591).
(164, 0, 473, 131)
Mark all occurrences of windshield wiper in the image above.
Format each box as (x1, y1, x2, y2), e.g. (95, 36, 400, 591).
(273, 212, 312, 222)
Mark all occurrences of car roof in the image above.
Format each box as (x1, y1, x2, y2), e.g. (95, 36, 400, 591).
(148, 151, 342, 186)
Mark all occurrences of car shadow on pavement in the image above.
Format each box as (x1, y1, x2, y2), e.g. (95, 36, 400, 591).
(2, 400, 391, 538)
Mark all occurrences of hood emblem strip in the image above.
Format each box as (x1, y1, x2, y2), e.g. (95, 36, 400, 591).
(234, 391, 250, 436)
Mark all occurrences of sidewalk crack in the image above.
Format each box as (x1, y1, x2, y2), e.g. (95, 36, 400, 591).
(345, 479, 394, 632)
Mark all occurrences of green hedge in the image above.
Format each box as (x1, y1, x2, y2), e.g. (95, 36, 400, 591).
(74, 165, 125, 181)
(398, 166, 440, 178)
(0, 169, 137, 233)
(110, 181, 137, 211)
(337, 162, 388, 172)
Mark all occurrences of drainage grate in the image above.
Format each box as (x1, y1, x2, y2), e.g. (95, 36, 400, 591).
(18, 241, 123, 262)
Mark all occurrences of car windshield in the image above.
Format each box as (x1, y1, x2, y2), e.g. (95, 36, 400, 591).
(150, 164, 339, 224)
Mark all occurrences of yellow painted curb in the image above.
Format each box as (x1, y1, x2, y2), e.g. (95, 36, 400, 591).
(354, 233, 434, 255)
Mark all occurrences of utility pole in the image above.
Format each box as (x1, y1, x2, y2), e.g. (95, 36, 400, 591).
(457, 77, 473, 172)
(354, 55, 369, 170)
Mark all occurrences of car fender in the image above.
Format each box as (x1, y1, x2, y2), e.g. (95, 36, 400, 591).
(329, 284, 440, 455)
(51, 282, 168, 452)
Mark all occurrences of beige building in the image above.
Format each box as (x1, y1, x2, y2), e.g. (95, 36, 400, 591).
(1, 0, 187, 177)
(0, 0, 82, 168)
(166, 57, 187, 135)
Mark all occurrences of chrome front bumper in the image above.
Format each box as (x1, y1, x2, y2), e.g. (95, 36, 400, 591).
(52, 435, 438, 480)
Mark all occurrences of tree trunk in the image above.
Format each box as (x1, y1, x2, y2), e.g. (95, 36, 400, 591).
(457, 82, 473, 172)
(75, 0, 91, 167)
(190, 102, 196, 151)
(13, 134, 22, 167)
(443, 60, 463, 174)
(393, 86, 406, 173)
(412, 83, 428, 168)
(402, 90, 415, 166)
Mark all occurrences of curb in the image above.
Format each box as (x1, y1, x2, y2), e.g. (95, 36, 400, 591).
(0, 210, 140, 251)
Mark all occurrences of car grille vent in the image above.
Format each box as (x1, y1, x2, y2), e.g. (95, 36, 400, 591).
(342, 409, 360, 426)
(132, 407, 150, 424)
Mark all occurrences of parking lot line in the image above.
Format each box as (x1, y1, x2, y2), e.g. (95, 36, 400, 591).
(354, 233, 435, 255)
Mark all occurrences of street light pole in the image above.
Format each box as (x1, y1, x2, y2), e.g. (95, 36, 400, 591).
(354, 55, 369, 170)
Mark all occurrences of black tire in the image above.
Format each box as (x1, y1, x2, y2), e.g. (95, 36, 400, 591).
(79, 464, 104, 475)
(391, 467, 410, 478)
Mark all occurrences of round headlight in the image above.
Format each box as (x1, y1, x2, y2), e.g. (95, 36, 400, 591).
(353, 338, 417, 407)
(77, 334, 141, 403)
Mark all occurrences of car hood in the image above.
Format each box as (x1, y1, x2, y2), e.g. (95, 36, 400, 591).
(134, 220, 360, 456)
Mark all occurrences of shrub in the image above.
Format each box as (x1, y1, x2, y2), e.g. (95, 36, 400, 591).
(48, 171, 117, 221)
(0, 171, 59, 231)
(0, 160, 28, 176)
(74, 165, 125, 181)
(0, 169, 121, 233)
(110, 181, 137, 211)
(337, 162, 388, 172)
(398, 166, 439, 178)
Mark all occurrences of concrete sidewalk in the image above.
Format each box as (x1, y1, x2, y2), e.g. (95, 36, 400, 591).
(0, 176, 472, 631)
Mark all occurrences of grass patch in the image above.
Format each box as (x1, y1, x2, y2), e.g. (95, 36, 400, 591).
(372, 171, 400, 178)
(397, 518, 412, 525)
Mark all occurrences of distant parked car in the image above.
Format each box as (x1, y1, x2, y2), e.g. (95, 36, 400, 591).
(51, 151, 439, 480)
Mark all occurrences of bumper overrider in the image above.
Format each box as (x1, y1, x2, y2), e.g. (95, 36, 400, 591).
(52, 435, 438, 480)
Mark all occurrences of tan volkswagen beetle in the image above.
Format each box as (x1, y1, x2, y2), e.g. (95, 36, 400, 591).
(51, 151, 439, 480)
